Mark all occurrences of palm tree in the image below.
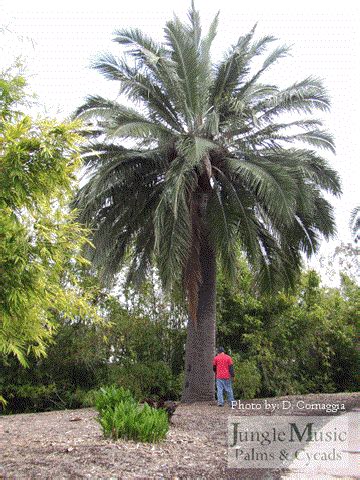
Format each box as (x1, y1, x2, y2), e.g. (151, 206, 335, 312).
(74, 4, 341, 402)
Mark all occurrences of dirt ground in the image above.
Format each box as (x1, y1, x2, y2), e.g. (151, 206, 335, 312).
(0, 392, 359, 480)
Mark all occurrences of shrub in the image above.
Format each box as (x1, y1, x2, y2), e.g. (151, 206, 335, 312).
(232, 356, 262, 399)
(1, 383, 58, 413)
(94, 386, 169, 443)
(171, 371, 185, 400)
(109, 361, 177, 400)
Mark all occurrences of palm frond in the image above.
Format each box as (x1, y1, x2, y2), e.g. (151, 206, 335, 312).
(211, 24, 257, 107)
(210, 165, 259, 264)
(76, 95, 173, 142)
(237, 44, 290, 96)
(350, 206, 360, 242)
(164, 13, 202, 121)
(255, 226, 302, 293)
(261, 148, 341, 196)
(225, 156, 298, 226)
(206, 186, 239, 281)
(283, 130, 335, 153)
(113, 27, 163, 63)
(256, 77, 331, 120)
(154, 185, 192, 291)
(92, 54, 183, 132)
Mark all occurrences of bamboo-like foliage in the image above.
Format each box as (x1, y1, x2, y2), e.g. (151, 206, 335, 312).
(0, 71, 99, 366)
(74, 4, 341, 320)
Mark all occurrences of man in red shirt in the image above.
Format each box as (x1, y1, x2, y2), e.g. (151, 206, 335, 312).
(213, 346, 235, 406)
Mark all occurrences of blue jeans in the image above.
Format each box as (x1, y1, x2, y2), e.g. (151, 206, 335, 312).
(216, 378, 234, 405)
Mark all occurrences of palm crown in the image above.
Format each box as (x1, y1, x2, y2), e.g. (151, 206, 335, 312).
(74, 5, 341, 320)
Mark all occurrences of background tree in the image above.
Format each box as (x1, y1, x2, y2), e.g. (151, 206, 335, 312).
(350, 206, 360, 243)
(217, 266, 359, 397)
(319, 242, 360, 285)
(73, 5, 341, 401)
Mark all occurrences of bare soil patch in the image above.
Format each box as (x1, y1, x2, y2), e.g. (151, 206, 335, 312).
(0, 392, 359, 479)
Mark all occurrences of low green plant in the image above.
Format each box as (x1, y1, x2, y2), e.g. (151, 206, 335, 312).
(94, 385, 136, 415)
(94, 386, 168, 442)
(135, 403, 169, 442)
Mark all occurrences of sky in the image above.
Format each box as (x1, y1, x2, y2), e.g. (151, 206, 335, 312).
(1, 0, 359, 283)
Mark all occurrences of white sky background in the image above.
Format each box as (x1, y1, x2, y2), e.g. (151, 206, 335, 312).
(1, 0, 359, 282)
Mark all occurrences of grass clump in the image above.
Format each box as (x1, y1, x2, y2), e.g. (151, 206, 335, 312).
(94, 385, 168, 443)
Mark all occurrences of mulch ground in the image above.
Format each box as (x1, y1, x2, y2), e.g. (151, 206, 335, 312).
(0, 392, 359, 479)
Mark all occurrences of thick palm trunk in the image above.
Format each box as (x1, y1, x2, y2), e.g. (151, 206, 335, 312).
(181, 232, 216, 402)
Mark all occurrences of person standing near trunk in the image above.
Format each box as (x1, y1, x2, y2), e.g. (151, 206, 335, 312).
(213, 347, 235, 406)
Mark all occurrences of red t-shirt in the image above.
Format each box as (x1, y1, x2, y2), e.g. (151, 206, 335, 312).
(213, 353, 233, 379)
